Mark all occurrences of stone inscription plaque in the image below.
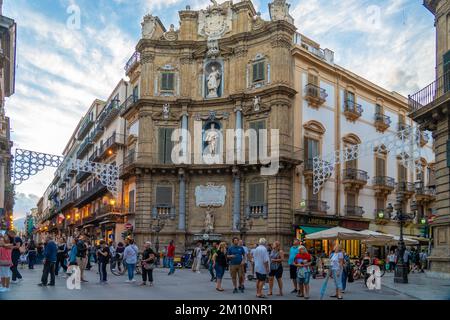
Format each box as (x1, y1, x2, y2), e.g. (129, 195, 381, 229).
(195, 184, 226, 207)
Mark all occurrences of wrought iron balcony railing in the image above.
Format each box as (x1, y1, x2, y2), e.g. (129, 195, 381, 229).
(245, 203, 268, 219)
(304, 84, 328, 107)
(409, 70, 450, 113)
(76, 137, 93, 159)
(374, 209, 391, 220)
(343, 168, 369, 183)
(414, 181, 436, 197)
(304, 159, 314, 172)
(374, 113, 391, 127)
(372, 176, 396, 189)
(99, 133, 125, 158)
(301, 200, 329, 214)
(75, 181, 108, 208)
(396, 181, 415, 193)
(77, 116, 94, 140)
(345, 205, 364, 217)
(91, 126, 104, 142)
(125, 51, 140, 75)
(344, 100, 363, 117)
(120, 94, 139, 116)
(97, 99, 121, 129)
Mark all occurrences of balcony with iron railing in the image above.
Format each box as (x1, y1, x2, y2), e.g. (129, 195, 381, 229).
(374, 113, 391, 132)
(245, 203, 268, 219)
(76, 136, 93, 159)
(345, 205, 365, 218)
(372, 176, 396, 196)
(75, 181, 108, 208)
(304, 84, 328, 108)
(75, 171, 90, 184)
(343, 100, 363, 121)
(300, 200, 329, 215)
(98, 133, 125, 159)
(91, 125, 104, 142)
(97, 99, 121, 129)
(77, 116, 94, 140)
(396, 181, 415, 197)
(409, 70, 450, 115)
(342, 169, 369, 190)
(125, 51, 140, 75)
(414, 181, 436, 203)
(120, 94, 139, 116)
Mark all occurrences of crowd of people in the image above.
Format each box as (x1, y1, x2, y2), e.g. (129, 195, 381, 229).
(0, 230, 430, 298)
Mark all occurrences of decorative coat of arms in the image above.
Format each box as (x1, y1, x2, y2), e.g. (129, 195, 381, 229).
(269, 0, 294, 24)
(198, 1, 232, 40)
(141, 14, 157, 39)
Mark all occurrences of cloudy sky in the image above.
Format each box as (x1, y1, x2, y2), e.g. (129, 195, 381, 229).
(3, 0, 435, 219)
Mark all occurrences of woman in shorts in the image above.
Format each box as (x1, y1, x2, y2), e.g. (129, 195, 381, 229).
(213, 242, 227, 292)
(294, 246, 312, 299)
(268, 241, 284, 296)
(0, 235, 12, 292)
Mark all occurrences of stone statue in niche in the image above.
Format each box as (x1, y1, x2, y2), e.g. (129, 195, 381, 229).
(141, 14, 156, 39)
(162, 103, 170, 119)
(204, 123, 219, 155)
(205, 61, 222, 98)
(253, 96, 261, 112)
(204, 206, 215, 233)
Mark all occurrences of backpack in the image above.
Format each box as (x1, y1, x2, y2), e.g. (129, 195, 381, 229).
(76, 242, 87, 258)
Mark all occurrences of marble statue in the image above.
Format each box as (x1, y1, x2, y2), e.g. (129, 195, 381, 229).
(204, 207, 215, 233)
(253, 96, 261, 112)
(205, 123, 219, 155)
(162, 103, 170, 119)
(206, 65, 221, 98)
(141, 14, 156, 39)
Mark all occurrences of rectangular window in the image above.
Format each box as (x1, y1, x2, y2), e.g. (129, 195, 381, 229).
(161, 73, 175, 91)
(304, 137, 319, 168)
(376, 157, 386, 176)
(249, 120, 266, 156)
(375, 104, 382, 114)
(132, 85, 139, 101)
(128, 190, 135, 213)
(252, 61, 265, 82)
(398, 163, 407, 182)
(376, 198, 385, 211)
(156, 185, 173, 206)
(308, 74, 319, 86)
(158, 127, 174, 164)
(248, 182, 266, 203)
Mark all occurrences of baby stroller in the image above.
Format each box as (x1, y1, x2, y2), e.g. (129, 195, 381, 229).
(181, 250, 193, 268)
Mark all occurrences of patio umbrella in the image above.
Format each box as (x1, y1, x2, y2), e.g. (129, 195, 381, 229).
(358, 230, 394, 241)
(305, 226, 368, 240)
(363, 235, 419, 246)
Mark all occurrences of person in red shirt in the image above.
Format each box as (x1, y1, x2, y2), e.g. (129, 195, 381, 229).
(167, 240, 176, 275)
(293, 246, 312, 299)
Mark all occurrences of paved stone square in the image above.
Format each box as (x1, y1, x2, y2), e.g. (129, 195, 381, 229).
(2, 264, 449, 300)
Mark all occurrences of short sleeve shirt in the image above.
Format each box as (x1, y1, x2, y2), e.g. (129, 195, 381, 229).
(330, 252, 344, 270)
(227, 245, 245, 265)
(253, 245, 270, 275)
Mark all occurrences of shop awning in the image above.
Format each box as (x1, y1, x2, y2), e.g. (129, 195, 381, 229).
(300, 226, 330, 235)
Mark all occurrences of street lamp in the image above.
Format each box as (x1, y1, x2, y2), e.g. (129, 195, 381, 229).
(151, 217, 166, 255)
(386, 196, 417, 284)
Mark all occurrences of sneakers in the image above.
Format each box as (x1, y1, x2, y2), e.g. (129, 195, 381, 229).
(233, 288, 239, 294)
(10, 280, 18, 284)
(125, 280, 131, 283)
(37, 283, 47, 287)
(290, 289, 298, 294)
(17, 278, 23, 282)
(196, 271, 201, 274)
(239, 286, 245, 293)
(131, 279, 137, 282)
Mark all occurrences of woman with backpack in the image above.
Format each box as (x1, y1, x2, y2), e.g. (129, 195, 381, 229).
(27, 240, 37, 270)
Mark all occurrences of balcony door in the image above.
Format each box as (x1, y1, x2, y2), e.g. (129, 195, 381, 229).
(397, 163, 407, 183)
(375, 156, 386, 177)
(304, 137, 319, 169)
(158, 127, 175, 164)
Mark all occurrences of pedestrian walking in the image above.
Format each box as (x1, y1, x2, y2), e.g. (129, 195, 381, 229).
(0, 235, 12, 292)
(76, 235, 88, 282)
(26, 240, 37, 270)
(123, 238, 139, 283)
(294, 245, 312, 299)
(268, 240, 284, 296)
(238, 240, 249, 290)
(68, 238, 78, 266)
(96, 240, 110, 284)
(387, 251, 396, 272)
(227, 237, 246, 293)
(341, 250, 350, 293)
(213, 242, 227, 292)
(38, 236, 57, 287)
(55, 237, 68, 276)
(7, 230, 23, 284)
(329, 243, 344, 299)
(253, 238, 270, 299)
(419, 249, 427, 272)
(192, 242, 203, 274)
(167, 240, 175, 275)
(140, 241, 156, 286)
(208, 242, 218, 281)
(288, 239, 300, 294)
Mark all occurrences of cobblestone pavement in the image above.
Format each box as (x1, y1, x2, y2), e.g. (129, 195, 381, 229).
(1, 264, 447, 300)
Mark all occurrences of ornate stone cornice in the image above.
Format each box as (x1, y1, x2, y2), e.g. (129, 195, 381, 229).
(270, 35, 293, 49)
(233, 45, 248, 58)
(140, 53, 155, 64)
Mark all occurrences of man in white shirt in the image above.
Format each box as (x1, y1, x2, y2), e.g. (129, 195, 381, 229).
(192, 242, 203, 273)
(253, 238, 270, 298)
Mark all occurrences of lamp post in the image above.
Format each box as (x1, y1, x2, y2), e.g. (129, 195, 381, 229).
(386, 196, 417, 284)
(151, 217, 166, 255)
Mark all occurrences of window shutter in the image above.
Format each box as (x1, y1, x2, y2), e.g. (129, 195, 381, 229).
(252, 63, 258, 82)
(308, 74, 318, 86)
(376, 198, 384, 211)
(376, 157, 385, 176)
(347, 193, 356, 207)
(444, 51, 450, 93)
(158, 128, 166, 163)
(165, 128, 174, 164)
(161, 73, 175, 91)
(398, 163, 406, 182)
(156, 186, 173, 205)
(253, 62, 265, 82)
(128, 190, 135, 213)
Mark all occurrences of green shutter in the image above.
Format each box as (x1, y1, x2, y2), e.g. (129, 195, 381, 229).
(258, 62, 265, 81)
(249, 182, 265, 203)
(158, 128, 165, 163)
(252, 63, 258, 82)
(165, 128, 174, 164)
(161, 73, 174, 91)
(156, 186, 173, 205)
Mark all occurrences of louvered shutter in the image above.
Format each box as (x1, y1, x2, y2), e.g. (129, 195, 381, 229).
(376, 157, 385, 176)
(158, 128, 166, 163)
(162, 73, 175, 91)
(128, 190, 135, 213)
(156, 186, 173, 205)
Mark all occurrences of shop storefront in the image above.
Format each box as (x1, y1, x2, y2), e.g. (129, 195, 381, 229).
(294, 214, 370, 258)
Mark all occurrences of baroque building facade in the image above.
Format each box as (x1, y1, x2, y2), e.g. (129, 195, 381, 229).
(0, 1, 15, 231)
(36, 0, 435, 255)
(410, 0, 450, 278)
